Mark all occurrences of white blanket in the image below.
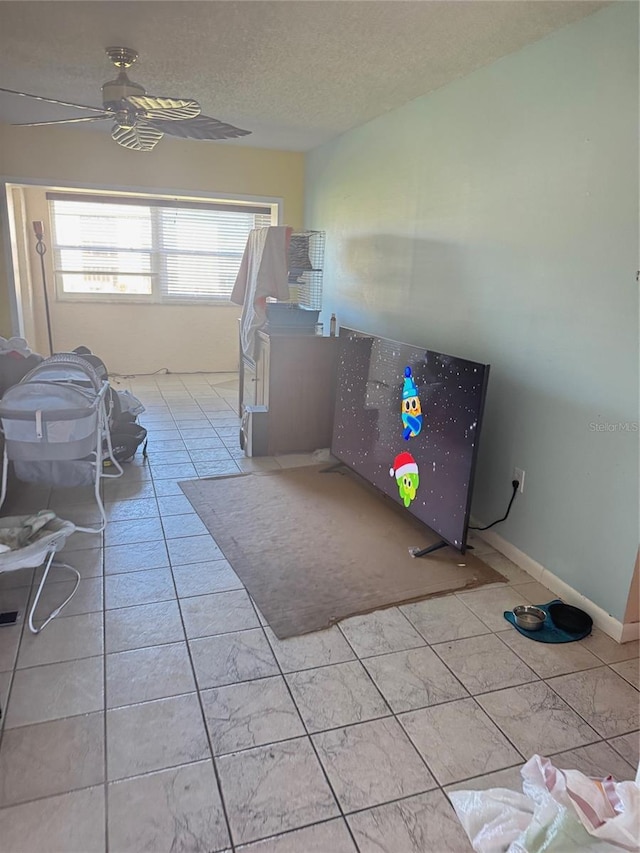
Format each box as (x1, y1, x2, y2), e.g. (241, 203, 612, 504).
(231, 226, 291, 359)
(450, 754, 640, 852)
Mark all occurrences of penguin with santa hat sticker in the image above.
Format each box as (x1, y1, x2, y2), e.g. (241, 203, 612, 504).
(401, 366, 422, 441)
(390, 451, 420, 507)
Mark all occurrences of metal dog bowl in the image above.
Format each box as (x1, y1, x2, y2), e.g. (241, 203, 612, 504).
(513, 605, 546, 631)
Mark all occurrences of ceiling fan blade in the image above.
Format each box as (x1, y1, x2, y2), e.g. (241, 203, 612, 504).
(111, 121, 163, 152)
(126, 95, 201, 120)
(0, 86, 109, 114)
(148, 114, 252, 141)
(12, 114, 112, 127)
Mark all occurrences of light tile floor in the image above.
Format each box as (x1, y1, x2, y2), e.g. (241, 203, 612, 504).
(0, 372, 638, 852)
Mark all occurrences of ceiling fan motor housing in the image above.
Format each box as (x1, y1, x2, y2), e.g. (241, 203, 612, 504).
(102, 70, 146, 127)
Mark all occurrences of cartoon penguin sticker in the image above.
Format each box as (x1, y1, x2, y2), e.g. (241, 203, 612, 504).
(390, 451, 420, 507)
(401, 366, 423, 440)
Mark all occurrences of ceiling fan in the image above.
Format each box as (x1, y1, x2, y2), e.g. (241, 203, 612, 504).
(0, 46, 251, 151)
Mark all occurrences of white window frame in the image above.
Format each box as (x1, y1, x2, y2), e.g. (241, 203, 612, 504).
(48, 191, 279, 305)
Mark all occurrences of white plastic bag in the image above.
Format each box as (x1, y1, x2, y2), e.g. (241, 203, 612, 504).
(449, 755, 640, 852)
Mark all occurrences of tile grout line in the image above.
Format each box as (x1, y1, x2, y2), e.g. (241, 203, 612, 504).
(396, 605, 603, 765)
(334, 612, 636, 792)
(234, 815, 358, 852)
(0, 562, 38, 746)
(334, 612, 528, 780)
(166, 543, 237, 853)
(10, 569, 621, 721)
(262, 600, 548, 836)
(157, 386, 236, 851)
(538, 671, 627, 743)
(331, 616, 507, 815)
(400, 595, 637, 740)
(3, 604, 636, 727)
(335, 620, 449, 776)
(101, 533, 109, 853)
(0, 764, 187, 811)
(3, 728, 635, 817)
(2, 674, 632, 749)
(344, 610, 603, 775)
(391, 606, 486, 704)
(35, 560, 638, 664)
(492, 626, 608, 678)
(255, 602, 362, 853)
(606, 662, 640, 691)
(488, 630, 633, 741)
(163, 380, 244, 853)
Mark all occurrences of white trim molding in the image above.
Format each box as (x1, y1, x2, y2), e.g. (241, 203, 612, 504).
(620, 621, 640, 643)
(473, 524, 637, 644)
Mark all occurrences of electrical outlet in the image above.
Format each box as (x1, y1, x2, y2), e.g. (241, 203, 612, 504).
(513, 467, 525, 494)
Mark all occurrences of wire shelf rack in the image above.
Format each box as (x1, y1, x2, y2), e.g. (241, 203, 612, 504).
(288, 230, 325, 311)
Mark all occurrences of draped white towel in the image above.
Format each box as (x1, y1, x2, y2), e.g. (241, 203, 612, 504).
(231, 226, 291, 359)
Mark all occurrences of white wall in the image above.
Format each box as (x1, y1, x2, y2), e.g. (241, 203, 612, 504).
(305, 3, 639, 621)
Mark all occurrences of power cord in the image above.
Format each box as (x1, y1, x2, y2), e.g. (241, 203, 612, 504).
(469, 479, 519, 531)
(110, 368, 170, 379)
(110, 369, 232, 379)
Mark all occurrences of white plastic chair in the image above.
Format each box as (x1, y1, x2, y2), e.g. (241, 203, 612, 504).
(0, 515, 79, 633)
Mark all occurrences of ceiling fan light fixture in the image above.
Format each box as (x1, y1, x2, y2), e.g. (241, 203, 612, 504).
(113, 109, 138, 130)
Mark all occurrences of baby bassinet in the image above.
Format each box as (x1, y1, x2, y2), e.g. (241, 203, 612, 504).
(0, 354, 123, 532)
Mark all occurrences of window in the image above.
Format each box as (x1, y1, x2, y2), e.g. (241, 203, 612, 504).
(48, 193, 275, 302)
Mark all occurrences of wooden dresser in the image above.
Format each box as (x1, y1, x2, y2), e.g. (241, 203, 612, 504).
(239, 330, 339, 455)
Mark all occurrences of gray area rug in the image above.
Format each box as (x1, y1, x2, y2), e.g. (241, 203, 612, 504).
(181, 465, 505, 639)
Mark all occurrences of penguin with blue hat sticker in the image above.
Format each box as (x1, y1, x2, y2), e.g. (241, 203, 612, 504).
(401, 366, 423, 440)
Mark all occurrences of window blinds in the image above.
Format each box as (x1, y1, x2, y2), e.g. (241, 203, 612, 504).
(156, 205, 272, 300)
(47, 194, 274, 300)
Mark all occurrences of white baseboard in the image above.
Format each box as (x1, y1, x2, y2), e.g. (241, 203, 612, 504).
(620, 621, 640, 643)
(473, 524, 632, 644)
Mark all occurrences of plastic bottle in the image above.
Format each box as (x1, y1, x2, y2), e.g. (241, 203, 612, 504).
(315, 322, 324, 336)
(329, 313, 337, 336)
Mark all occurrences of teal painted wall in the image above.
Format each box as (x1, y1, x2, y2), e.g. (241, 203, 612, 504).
(305, 3, 639, 621)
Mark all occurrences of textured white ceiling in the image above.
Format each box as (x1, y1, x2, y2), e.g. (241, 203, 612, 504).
(0, 0, 608, 151)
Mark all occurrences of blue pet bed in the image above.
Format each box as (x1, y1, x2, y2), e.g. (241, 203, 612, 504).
(503, 599, 592, 643)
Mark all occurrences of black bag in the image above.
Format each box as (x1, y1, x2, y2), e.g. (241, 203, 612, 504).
(71, 346, 121, 422)
(72, 346, 108, 381)
(109, 418, 148, 463)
